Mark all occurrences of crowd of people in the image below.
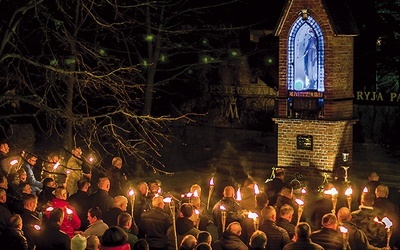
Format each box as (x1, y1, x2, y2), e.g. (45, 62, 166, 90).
(0, 141, 399, 250)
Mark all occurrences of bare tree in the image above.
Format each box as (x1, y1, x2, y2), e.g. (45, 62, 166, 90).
(0, 0, 247, 174)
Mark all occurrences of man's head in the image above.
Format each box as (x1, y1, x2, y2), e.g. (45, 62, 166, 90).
(180, 235, 197, 250)
(0, 188, 7, 203)
(321, 213, 337, 229)
(223, 186, 235, 198)
(71, 234, 87, 250)
(197, 231, 212, 245)
(18, 182, 32, 194)
(137, 182, 149, 196)
(256, 192, 269, 207)
(243, 178, 254, 188)
(77, 178, 90, 192)
(249, 230, 267, 249)
(17, 168, 27, 182)
(180, 203, 194, 218)
(72, 147, 83, 158)
(275, 168, 285, 180)
(117, 212, 132, 230)
(361, 192, 375, 206)
(280, 184, 294, 199)
(98, 177, 110, 192)
(43, 177, 57, 188)
(88, 207, 102, 224)
(0, 143, 10, 155)
(375, 185, 389, 198)
(337, 207, 351, 222)
(27, 154, 38, 167)
(112, 157, 123, 169)
(9, 214, 23, 230)
(261, 205, 277, 221)
(368, 171, 379, 181)
(152, 196, 165, 209)
(0, 174, 8, 190)
(23, 193, 38, 212)
(226, 222, 242, 236)
(280, 204, 294, 222)
(114, 195, 128, 211)
(295, 222, 312, 240)
(50, 207, 65, 226)
(54, 187, 68, 200)
(149, 181, 160, 194)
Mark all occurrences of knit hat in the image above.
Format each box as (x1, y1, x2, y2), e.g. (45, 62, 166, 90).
(71, 234, 87, 250)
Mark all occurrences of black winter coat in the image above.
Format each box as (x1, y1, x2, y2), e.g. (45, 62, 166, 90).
(139, 207, 173, 249)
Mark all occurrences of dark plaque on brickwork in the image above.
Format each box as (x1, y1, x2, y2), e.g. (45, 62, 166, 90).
(297, 135, 313, 150)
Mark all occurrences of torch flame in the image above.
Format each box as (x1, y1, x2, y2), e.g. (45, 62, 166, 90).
(236, 188, 242, 201)
(209, 178, 214, 186)
(345, 187, 353, 196)
(219, 205, 226, 211)
(382, 217, 393, 229)
(194, 209, 200, 215)
(128, 190, 135, 196)
(193, 190, 199, 197)
(66, 208, 73, 215)
(295, 198, 304, 206)
(187, 192, 193, 198)
(301, 188, 307, 194)
(34, 225, 41, 230)
(163, 197, 172, 203)
(339, 226, 348, 233)
(254, 184, 260, 194)
(363, 187, 368, 193)
(53, 161, 60, 170)
(10, 159, 18, 166)
(46, 206, 54, 212)
(324, 187, 338, 195)
(248, 212, 259, 219)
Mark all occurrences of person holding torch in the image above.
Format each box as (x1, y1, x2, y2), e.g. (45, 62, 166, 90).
(45, 186, 81, 238)
(212, 186, 244, 239)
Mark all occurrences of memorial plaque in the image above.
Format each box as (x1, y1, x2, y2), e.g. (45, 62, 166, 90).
(297, 135, 313, 150)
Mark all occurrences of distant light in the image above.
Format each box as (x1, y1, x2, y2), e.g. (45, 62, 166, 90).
(230, 51, 238, 57)
(65, 58, 76, 65)
(142, 60, 148, 67)
(98, 48, 107, 56)
(145, 34, 154, 42)
(159, 54, 167, 63)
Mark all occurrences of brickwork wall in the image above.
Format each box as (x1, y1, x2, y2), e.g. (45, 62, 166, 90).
(274, 118, 354, 173)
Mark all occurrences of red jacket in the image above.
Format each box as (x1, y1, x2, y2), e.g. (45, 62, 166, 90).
(45, 198, 81, 238)
(100, 243, 131, 250)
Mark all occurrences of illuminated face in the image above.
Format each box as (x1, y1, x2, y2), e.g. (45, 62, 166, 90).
(0, 143, 9, 155)
(19, 173, 27, 182)
(114, 160, 122, 169)
(87, 213, 96, 224)
(27, 157, 37, 166)
(22, 184, 32, 194)
(0, 176, 8, 189)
